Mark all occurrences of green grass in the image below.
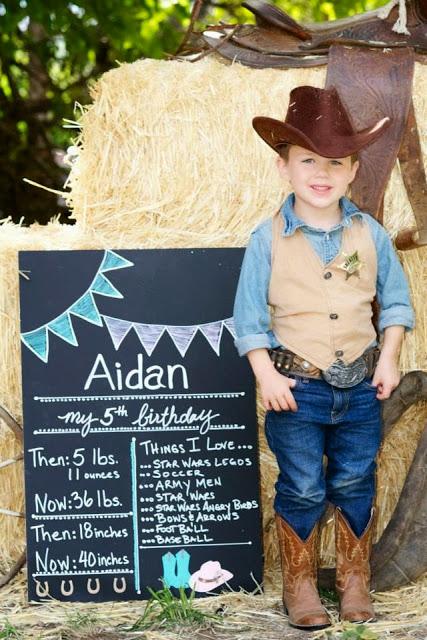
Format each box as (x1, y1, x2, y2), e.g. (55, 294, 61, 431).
(129, 585, 220, 631)
(326, 621, 379, 639)
(0, 620, 21, 639)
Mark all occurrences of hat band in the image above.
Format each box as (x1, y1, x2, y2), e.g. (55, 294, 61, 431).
(198, 572, 223, 583)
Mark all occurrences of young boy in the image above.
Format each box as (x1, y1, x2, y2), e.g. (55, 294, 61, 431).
(233, 86, 414, 630)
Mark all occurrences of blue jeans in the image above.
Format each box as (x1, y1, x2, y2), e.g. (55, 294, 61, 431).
(265, 375, 381, 540)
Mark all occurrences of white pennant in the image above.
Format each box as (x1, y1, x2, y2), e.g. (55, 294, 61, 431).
(103, 315, 133, 350)
(198, 320, 224, 356)
(222, 317, 237, 339)
(134, 323, 166, 356)
(165, 325, 199, 357)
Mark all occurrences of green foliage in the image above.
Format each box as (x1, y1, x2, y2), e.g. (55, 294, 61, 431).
(282, 0, 385, 21)
(0, 620, 21, 639)
(326, 621, 379, 639)
(129, 585, 220, 631)
(0, 0, 191, 149)
(202, 0, 387, 25)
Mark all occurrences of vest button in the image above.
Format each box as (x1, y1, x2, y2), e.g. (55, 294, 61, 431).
(329, 313, 338, 320)
(335, 350, 344, 357)
(324, 271, 332, 279)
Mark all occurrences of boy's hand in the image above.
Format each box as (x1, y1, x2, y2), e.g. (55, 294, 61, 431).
(259, 368, 298, 412)
(371, 354, 401, 400)
(371, 326, 405, 400)
(246, 348, 299, 412)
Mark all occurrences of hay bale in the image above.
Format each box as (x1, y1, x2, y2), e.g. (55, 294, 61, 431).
(1, 57, 426, 575)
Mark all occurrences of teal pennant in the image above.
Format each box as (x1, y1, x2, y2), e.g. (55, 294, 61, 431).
(99, 250, 134, 273)
(48, 312, 78, 345)
(69, 292, 103, 326)
(21, 326, 49, 363)
(91, 273, 123, 298)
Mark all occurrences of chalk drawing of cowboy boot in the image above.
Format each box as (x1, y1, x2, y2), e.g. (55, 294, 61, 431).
(176, 549, 191, 588)
(162, 549, 191, 588)
(162, 552, 178, 588)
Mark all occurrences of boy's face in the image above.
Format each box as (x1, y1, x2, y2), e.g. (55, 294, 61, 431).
(276, 145, 359, 214)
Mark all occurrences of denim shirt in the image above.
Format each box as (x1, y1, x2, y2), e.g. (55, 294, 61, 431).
(233, 194, 415, 357)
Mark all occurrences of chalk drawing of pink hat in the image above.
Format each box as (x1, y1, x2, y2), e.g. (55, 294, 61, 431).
(189, 560, 233, 593)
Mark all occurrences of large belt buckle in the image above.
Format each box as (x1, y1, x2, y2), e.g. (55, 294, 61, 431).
(322, 355, 368, 388)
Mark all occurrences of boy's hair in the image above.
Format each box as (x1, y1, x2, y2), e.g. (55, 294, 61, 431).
(277, 145, 291, 161)
(278, 144, 358, 165)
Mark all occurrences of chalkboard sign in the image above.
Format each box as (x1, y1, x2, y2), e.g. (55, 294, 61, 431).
(19, 249, 262, 602)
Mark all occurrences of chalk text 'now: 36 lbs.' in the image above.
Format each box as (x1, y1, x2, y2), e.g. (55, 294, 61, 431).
(34, 489, 122, 513)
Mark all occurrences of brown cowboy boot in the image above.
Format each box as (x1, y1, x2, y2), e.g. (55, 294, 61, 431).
(275, 514, 330, 630)
(335, 508, 376, 623)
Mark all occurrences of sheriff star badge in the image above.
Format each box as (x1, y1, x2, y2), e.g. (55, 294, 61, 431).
(338, 250, 364, 279)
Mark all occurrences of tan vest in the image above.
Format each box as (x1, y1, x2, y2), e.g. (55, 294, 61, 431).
(268, 212, 377, 370)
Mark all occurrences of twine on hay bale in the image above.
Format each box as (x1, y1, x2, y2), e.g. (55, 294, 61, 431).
(0, 57, 426, 589)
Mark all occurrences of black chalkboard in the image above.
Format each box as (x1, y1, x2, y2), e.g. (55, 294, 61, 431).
(19, 249, 262, 602)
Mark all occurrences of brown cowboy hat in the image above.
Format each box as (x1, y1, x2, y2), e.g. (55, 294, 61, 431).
(252, 85, 390, 158)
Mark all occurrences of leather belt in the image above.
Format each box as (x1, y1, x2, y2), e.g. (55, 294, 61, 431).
(268, 347, 380, 388)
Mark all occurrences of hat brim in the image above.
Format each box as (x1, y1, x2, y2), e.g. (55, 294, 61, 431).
(252, 115, 391, 158)
(189, 569, 233, 593)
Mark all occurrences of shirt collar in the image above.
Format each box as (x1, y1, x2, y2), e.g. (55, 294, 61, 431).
(279, 193, 363, 237)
